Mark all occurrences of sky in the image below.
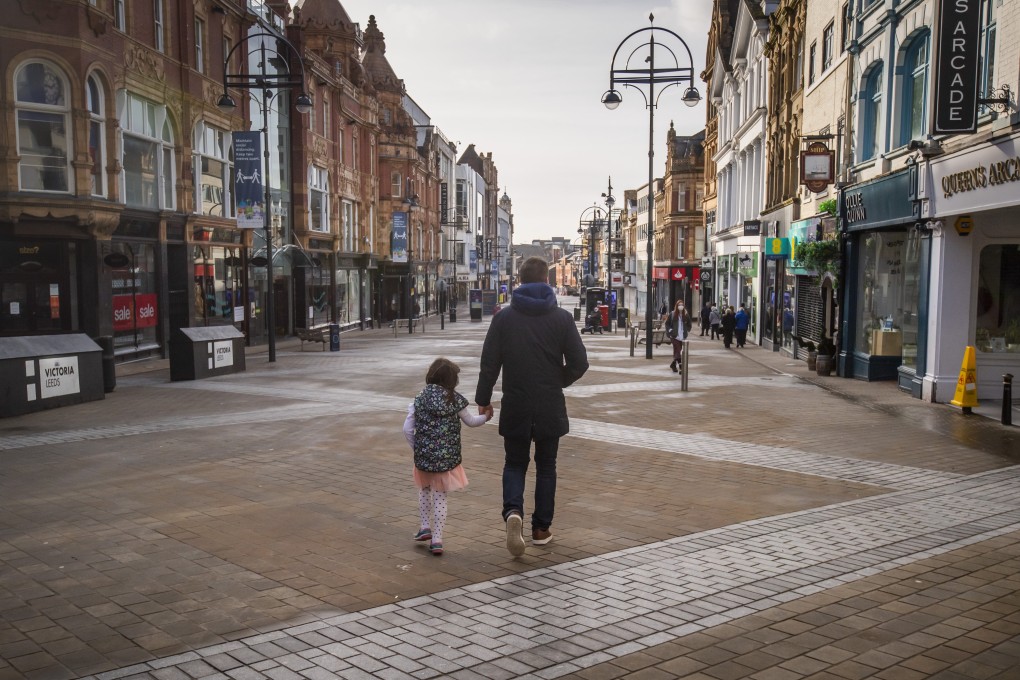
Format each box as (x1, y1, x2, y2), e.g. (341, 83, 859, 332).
(326, 0, 714, 245)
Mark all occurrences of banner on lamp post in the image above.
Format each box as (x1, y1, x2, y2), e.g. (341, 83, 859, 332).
(232, 131, 264, 229)
(391, 211, 408, 263)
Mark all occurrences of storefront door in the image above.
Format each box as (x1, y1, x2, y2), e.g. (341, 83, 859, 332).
(1, 241, 71, 335)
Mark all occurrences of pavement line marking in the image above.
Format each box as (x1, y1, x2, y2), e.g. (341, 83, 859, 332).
(81, 466, 1020, 680)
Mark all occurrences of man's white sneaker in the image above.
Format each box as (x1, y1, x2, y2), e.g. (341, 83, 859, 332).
(505, 513, 525, 556)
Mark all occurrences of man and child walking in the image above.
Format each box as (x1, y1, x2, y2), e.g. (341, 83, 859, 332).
(404, 257, 589, 557)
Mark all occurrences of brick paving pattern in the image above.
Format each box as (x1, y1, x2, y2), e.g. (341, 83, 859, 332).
(1, 307, 1018, 679)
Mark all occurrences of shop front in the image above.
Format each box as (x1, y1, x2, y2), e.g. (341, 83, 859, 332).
(109, 218, 164, 359)
(1, 238, 77, 336)
(839, 169, 926, 386)
(191, 225, 246, 338)
(925, 131, 1020, 402)
(760, 238, 792, 353)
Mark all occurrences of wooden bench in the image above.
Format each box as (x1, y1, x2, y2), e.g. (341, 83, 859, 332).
(392, 316, 426, 336)
(296, 326, 329, 351)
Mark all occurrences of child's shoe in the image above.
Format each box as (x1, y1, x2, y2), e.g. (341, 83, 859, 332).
(413, 528, 432, 542)
(429, 543, 443, 555)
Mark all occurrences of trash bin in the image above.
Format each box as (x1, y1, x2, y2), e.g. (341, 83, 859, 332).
(449, 307, 457, 322)
(169, 326, 246, 381)
(574, 306, 581, 321)
(617, 308, 630, 328)
(329, 323, 340, 351)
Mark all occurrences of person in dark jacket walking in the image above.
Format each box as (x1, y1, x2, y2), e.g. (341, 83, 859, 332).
(699, 301, 711, 336)
(721, 306, 736, 348)
(476, 257, 589, 556)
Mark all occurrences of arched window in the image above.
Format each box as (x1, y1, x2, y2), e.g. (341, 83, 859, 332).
(87, 74, 106, 197)
(193, 121, 232, 216)
(860, 64, 883, 162)
(899, 32, 930, 147)
(118, 91, 175, 209)
(309, 165, 328, 232)
(15, 61, 72, 193)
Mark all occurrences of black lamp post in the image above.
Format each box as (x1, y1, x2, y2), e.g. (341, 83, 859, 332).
(218, 30, 312, 363)
(603, 13, 700, 358)
(601, 177, 617, 332)
(577, 204, 606, 293)
(403, 184, 420, 334)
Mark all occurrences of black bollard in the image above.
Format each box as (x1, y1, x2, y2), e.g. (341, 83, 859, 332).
(1003, 374, 1014, 426)
(98, 336, 116, 393)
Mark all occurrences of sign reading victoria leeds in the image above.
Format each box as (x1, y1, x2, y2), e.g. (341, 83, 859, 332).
(933, 0, 981, 134)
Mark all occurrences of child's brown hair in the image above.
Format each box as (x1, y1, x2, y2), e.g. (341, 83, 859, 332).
(426, 358, 460, 402)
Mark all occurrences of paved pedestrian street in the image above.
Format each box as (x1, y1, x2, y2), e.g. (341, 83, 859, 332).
(2, 313, 1019, 680)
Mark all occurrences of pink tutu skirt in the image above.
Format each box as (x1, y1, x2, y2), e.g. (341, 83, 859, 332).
(413, 464, 468, 492)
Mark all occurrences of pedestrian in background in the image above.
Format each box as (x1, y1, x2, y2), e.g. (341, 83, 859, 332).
(665, 299, 692, 373)
(709, 303, 722, 340)
(700, 301, 711, 336)
(476, 257, 589, 556)
(721, 306, 736, 349)
(734, 304, 750, 348)
(404, 358, 491, 556)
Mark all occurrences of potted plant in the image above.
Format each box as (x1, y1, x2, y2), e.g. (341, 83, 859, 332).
(791, 334, 818, 371)
(1006, 319, 1020, 351)
(816, 335, 836, 376)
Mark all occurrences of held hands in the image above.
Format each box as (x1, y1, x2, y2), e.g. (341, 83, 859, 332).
(478, 404, 494, 421)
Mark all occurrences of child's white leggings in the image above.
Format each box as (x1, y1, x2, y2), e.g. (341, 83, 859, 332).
(418, 487, 447, 543)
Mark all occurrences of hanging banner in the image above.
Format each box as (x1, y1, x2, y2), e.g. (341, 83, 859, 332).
(391, 211, 408, 263)
(232, 132, 263, 229)
(932, 0, 981, 134)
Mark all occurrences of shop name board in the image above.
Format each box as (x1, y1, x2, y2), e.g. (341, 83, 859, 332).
(743, 220, 761, 236)
(843, 192, 867, 225)
(38, 356, 81, 399)
(941, 158, 1020, 197)
(933, 0, 981, 134)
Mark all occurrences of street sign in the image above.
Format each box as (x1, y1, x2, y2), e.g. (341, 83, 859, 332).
(700, 270, 711, 281)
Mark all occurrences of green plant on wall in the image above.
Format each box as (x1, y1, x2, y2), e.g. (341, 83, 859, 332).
(795, 238, 841, 289)
(818, 198, 838, 216)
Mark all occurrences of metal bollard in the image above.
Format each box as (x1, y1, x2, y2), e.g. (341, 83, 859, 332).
(1004, 373, 1014, 426)
(98, 335, 116, 393)
(680, 338, 689, 392)
(630, 326, 636, 356)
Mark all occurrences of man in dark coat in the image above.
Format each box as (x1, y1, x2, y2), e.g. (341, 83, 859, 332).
(476, 257, 589, 556)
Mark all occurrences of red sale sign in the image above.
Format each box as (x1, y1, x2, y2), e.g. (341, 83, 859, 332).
(112, 293, 158, 331)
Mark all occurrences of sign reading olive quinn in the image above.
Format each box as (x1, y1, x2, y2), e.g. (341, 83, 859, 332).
(933, 0, 981, 134)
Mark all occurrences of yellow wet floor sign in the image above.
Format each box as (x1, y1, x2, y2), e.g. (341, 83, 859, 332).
(950, 345, 979, 412)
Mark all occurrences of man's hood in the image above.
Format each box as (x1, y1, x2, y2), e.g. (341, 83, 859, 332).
(510, 283, 557, 315)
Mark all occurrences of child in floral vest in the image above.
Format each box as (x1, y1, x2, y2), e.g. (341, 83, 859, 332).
(403, 358, 490, 555)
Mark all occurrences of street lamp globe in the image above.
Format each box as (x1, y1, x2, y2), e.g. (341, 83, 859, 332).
(294, 92, 314, 114)
(216, 94, 237, 113)
(601, 89, 622, 110)
(682, 86, 701, 107)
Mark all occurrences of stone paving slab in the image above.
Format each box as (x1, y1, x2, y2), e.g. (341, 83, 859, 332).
(1, 310, 1018, 679)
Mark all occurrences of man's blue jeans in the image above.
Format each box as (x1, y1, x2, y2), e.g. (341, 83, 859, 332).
(502, 436, 559, 531)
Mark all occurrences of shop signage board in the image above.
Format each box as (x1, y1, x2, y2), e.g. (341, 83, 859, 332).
(764, 238, 791, 260)
(930, 132, 1020, 217)
(955, 215, 974, 235)
(37, 356, 81, 399)
(841, 170, 914, 231)
(932, 0, 981, 134)
(743, 220, 762, 237)
(800, 141, 835, 192)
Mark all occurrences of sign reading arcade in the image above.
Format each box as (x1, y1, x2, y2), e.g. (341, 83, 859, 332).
(933, 0, 981, 134)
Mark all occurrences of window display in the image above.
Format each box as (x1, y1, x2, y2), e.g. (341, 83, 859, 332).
(975, 244, 1020, 353)
(855, 229, 921, 363)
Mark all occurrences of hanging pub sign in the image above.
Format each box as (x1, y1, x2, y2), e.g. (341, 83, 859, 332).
(232, 132, 263, 229)
(391, 211, 408, 263)
(800, 141, 834, 193)
(932, 0, 981, 134)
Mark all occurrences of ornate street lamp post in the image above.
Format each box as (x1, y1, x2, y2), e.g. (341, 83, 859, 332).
(602, 13, 700, 358)
(218, 30, 312, 362)
(602, 177, 617, 332)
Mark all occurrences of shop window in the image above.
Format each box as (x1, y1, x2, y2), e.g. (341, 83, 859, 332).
(119, 92, 175, 210)
(87, 75, 106, 197)
(975, 244, 1020, 353)
(110, 242, 159, 352)
(309, 166, 328, 232)
(192, 245, 242, 327)
(307, 264, 330, 328)
(979, 0, 998, 106)
(859, 64, 882, 162)
(15, 61, 72, 193)
(193, 121, 232, 217)
(898, 32, 930, 148)
(855, 229, 921, 362)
